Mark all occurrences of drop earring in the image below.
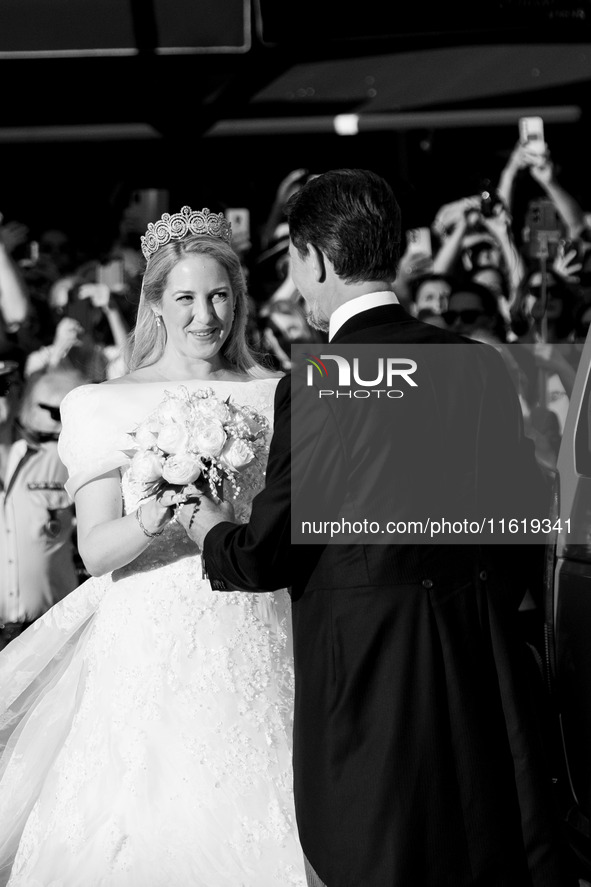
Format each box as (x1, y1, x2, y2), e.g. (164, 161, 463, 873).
(155, 315, 161, 328)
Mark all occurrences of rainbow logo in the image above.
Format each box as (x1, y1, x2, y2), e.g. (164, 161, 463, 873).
(305, 354, 328, 377)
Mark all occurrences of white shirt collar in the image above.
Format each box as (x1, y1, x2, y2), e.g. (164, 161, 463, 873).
(328, 291, 399, 341)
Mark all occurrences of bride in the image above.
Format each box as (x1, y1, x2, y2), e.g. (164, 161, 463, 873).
(0, 207, 306, 886)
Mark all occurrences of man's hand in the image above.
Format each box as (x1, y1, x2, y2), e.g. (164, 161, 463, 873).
(177, 495, 237, 549)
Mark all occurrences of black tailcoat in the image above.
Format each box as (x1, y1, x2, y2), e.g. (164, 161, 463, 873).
(204, 304, 572, 887)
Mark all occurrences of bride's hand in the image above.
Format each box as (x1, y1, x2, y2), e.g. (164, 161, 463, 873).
(155, 484, 191, 510)
(141, 484, 193, 534)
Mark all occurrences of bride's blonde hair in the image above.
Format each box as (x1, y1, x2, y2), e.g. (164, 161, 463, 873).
(125, 236, 272, 377)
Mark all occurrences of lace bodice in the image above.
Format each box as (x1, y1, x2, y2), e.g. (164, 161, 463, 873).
(58, 377, 280, 575)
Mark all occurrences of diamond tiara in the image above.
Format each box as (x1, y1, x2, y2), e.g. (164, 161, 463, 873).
(140, 206, 232, 260)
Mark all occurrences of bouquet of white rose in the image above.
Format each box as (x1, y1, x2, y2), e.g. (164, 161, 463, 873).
(126, 386, 269, 504)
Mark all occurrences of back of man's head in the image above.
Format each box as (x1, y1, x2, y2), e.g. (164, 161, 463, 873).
(286, 168, 401, 284)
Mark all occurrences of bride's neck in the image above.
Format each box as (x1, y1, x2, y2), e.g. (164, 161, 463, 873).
(148, 355, 236, 382)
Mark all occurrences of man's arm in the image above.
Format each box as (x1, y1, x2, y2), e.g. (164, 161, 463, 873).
(0, 237, 30, 330)
(200, 376, 293, 591)
(525, 147, 586, 240)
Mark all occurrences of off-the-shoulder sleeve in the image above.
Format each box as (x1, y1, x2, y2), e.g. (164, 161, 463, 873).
(58, 384, 133, 500)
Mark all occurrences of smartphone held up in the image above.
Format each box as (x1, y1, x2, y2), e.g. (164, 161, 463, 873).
(519, 116, 547, 165)
(406, 227, 432, 257)
(98, 259, 125, 293)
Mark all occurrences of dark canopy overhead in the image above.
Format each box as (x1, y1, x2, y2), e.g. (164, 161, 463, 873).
(0, 1, 590, 232)
(0, 0, 590, 139)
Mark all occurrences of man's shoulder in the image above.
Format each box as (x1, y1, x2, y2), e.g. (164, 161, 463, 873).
(336, 317, 473, 346)
(275, 372, 291, 402)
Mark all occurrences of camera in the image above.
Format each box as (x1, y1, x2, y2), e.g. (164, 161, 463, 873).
(480, 190, 502, 218)
(479, 179, 503, 219)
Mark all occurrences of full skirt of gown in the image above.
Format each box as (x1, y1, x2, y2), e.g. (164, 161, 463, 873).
(0, 554, 305, 887)
(0, 378, 306, 887)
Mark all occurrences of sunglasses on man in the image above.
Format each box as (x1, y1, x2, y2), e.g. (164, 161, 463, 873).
(37, 402, 62, 422)
(442, 309, 484, 326)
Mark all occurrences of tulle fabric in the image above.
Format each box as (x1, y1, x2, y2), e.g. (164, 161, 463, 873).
(0, 378, 306, 887)
(0, 578, 108, 886)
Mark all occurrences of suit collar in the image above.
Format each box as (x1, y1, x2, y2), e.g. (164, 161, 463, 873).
(329, 291, 399, 341)
(330, 303, 413, 342)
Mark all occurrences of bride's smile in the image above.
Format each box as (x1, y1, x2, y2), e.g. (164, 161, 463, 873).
(156, 254, 235, 367)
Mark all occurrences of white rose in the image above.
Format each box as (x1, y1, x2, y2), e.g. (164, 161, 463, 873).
(220, 438, 255, 472)
(134, 421, 159, 449)
(156, 397, 192, 425)
(161, 453, 202, 486)
(192, 418, 227, 458)
(197, 398, 232, 424)
(158, 421, 190, 455)
(129, 450, 164, 484)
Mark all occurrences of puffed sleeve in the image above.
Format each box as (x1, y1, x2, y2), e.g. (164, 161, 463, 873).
(58, 384, 134, 500)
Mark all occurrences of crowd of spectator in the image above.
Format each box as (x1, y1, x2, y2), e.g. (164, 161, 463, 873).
(1, 135, 591, 642)
(394, 139, 591, 469)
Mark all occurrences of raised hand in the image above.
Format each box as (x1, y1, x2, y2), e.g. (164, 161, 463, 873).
(432, 196, 479, 238)
(524, 146, 554, 187)
(78, 282, 111, 308)
(397, 249, 433, 281)
(0, 220, 29, 254)
(480, 204, 512, 240)
(552, 246, 582, 284)
(505, 142, 530, 174)
(52, 317, 84, 357)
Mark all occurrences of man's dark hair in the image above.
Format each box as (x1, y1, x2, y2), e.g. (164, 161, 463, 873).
(285, 169, 401, 284)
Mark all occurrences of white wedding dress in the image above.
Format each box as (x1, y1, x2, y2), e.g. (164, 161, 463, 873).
(0, 378, 306, 887)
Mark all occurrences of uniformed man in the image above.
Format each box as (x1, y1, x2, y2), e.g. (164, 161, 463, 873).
(0, 362, 86, 649)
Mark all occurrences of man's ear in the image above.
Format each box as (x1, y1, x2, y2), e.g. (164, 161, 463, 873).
(308, 244, 327, 283)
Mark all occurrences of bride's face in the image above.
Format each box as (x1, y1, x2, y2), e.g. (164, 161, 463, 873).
(158, 254, 235, 365)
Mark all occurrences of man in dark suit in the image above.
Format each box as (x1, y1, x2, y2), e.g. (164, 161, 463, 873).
(179, 169, 575, 886)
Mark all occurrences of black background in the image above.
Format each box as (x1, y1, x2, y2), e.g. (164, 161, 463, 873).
(0, 0, 590, 246)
